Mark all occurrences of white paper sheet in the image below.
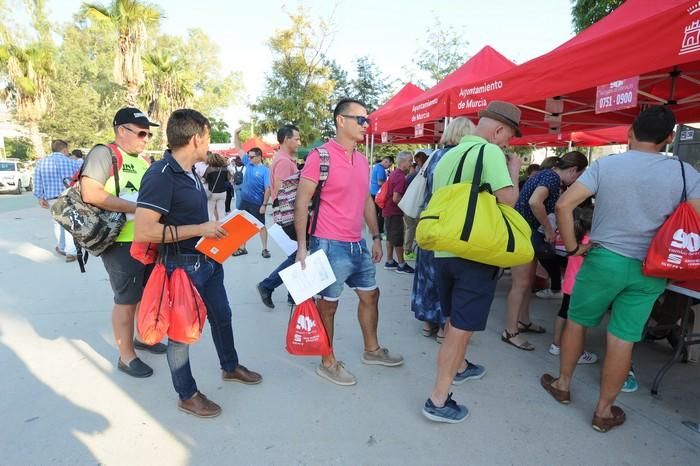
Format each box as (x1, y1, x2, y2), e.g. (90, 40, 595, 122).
(267, 224, 298, 256)
(278, 250, 336, 304)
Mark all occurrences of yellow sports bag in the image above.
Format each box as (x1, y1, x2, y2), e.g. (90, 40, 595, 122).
(416, 144, 534, 268)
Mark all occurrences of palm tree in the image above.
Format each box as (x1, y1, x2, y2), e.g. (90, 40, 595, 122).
(142, 50, 193, 148)
(80, 0, 162, 106)
(1, 44, 55, 158)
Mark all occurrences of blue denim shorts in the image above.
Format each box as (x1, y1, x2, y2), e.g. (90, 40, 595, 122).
(309, 236, 377, 301)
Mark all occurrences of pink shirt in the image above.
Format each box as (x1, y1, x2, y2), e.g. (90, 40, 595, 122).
(301, 139, 369, 242)
(270, 149, 298, 200)
(562, 235, 590, 295)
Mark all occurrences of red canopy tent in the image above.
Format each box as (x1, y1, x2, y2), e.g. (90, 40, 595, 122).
(371, 46, 516, 143)
(446, 0, 700, 135)
(510, 125, 630, 147)
(367, 83, 424, 144)
(212, 136, 278, 158)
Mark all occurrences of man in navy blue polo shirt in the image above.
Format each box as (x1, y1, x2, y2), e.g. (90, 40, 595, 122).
(134, 109, 262, 418)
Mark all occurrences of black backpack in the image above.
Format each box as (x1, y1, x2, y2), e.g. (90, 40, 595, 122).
(232, 166, 244, 185)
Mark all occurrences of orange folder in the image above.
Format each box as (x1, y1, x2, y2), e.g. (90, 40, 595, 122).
(195, 210, 264, 263)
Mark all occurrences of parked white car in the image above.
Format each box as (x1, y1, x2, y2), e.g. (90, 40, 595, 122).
(0, 159, 33, 194)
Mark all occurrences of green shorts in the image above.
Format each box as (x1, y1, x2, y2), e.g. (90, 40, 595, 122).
(568, 247, 667, 342)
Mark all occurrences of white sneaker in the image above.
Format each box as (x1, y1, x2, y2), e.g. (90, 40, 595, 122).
(536, 289, 563, 300)
(577, 351, 598, 364)
(549, 343, 561, 356)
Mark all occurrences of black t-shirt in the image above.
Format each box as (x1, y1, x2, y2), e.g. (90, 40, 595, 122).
(205, 167, 228, 193)
(137, 151, 208, 254)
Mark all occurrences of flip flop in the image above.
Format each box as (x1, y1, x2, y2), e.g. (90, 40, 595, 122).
(501, 330, 535, 351)
(518, 320, 547, 334)
(422, 323, 438, 337)
(232, 248, 248, 257)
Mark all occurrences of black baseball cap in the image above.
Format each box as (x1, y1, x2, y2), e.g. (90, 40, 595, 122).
(113, 107, 160, 127)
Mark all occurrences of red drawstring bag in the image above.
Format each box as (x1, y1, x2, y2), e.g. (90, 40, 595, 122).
(644, 160, 700, 280)
(286, 299, 332, 356)
(130, 241, 158, 265)
(168, 267, 207, 344)
(137, 263, 171, 345)
(375, 183, 390, 209)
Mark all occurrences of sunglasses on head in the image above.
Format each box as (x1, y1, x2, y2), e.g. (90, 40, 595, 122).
(122, 125, 153, 139)
(341, 114, 371, 126)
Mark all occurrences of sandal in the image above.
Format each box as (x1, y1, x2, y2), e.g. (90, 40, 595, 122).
(501, 330, 535, 351)
(422, 323, 438, 337)
(518, 320, 547, 334)
(232, 248, 248, 257)
(436, 328, 445, 344)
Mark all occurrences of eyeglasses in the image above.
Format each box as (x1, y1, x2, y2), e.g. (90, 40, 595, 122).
(341, 115, 371, 126)
(122, 125, 153, 139)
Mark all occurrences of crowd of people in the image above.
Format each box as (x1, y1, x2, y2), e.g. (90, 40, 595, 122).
(33, 100, 700, 430)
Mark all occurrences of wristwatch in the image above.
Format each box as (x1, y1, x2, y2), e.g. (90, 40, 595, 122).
(372, 234, 381, 241)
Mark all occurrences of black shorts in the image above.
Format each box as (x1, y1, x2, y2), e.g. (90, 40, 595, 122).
(101, 242, 146, 305)
(384, 215, 404, 247)
(240, 199, 266, 224)
(435, 257, 500, 331)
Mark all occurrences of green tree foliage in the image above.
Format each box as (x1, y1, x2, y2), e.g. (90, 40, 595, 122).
(351, 56, 389, 114)
(4, 137, 34, 160)
(411, 16, 469, 88)
(80, 0, 163, 106)
(209, 117, 231, 143)
(251, 8, 334, 145)
(571, 0, 624, 33)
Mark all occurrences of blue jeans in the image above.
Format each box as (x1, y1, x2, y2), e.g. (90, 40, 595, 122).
(233, 184, 243, 210)
(164, 255, 239, 400)
(309, 236, 377, 301)
(259, 252, 296, 290)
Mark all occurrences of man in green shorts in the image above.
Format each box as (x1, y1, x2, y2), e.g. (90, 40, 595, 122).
(541, 106, 700, 432)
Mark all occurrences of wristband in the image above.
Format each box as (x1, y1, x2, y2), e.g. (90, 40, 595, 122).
(372, 234, 381, 241)
(566, 244, 580, 256)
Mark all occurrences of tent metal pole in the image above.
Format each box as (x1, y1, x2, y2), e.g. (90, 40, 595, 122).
(587, 147, 592, 164)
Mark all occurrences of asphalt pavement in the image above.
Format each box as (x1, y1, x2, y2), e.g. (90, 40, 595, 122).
(0, 203, 698, 465)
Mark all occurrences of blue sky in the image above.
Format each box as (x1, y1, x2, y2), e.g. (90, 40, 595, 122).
(15, 0, 574, 126)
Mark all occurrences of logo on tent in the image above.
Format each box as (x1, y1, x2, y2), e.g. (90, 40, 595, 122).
(680, 4, 700, 55)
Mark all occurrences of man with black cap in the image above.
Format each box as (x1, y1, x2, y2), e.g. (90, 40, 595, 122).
(81, 107, 164, 378)
(421, 101, 522, 423)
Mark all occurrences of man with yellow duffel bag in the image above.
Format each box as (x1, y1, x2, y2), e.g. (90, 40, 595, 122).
(419, 101, 532, 424)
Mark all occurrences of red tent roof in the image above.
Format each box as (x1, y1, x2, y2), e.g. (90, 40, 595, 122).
(510, 125, 630, 147)
(372, 46, 516, 141)
(447, 0, 700, 135)
(211, 137, 278, 158)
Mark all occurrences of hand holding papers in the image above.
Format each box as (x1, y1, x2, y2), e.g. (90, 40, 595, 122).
(195, 210, 263, 263)
(278, 250, 336, 304)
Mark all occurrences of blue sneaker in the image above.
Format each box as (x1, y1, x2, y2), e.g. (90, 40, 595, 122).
(396, 263, 415, 274)
(384, 260, 399, 269)
(452, 360, 486, 385)
(422, 393, 469, 424)
(621, 370, 639, 393)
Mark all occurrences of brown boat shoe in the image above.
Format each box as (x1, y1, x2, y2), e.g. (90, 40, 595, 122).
(178, 392, 221, 418)
(592, 406, 626, 433)
(222, 364, 262, 384)
(540, 373, 571, 404)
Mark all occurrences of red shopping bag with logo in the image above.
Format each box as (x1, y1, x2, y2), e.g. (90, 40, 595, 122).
(286, 299, 332, 356)
(375, 184, 390, 209)
(137, 263, 171, 345)
(168, 268, 207, 344)
(643, 161, 700, 280)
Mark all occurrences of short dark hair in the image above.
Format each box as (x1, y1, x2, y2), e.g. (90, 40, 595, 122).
(526, 163, 540, 175)
(556, 151, 588, 172)
(51, 140, 68, 152)
(71, 149, 84, 159)
(249, 147, 263, 157)
(166, 109, 210, 150)
(277, 124, 300, 144)
(382, 156, 394, 164)
(333, 98, 366, 127)
(632, 106, 676, 144)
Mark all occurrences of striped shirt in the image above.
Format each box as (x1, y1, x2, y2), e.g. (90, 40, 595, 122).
(33, 152, 83, 200)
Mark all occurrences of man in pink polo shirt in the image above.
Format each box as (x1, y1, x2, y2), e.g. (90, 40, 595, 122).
(294, 99, 404, 386)
(257, 124, 302, 308)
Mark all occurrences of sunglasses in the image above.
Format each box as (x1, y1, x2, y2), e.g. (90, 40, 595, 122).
(122, 125, 153, 139)
(341, 114, 371, 126)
